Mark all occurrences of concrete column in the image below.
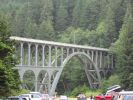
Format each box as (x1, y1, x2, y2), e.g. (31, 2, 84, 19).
(103, 53, 105, 68)
(77, 48, 80, 52)
(35, 44, 38, 66)
(42, 45, 45, 67)
(48, 74, 51, 94)
(19, 70, 24, 82)
(35, 76, 38, 91)
(90, 51, 94, 69)
(28, 43, 31, 66)
(87, 50, 92, 69)
(99, 51, 102, 68)
(91, 51, 94, 61)
(87, 50, 90, 56)
(61, 47, 63, 66)
(20, 42, 24, 66)
(72, 48, 74, 53)
(66, 48, 69, 57)
(19, 70, 24, 89)
(48, 46, 52, 67)
(95, 51, 98, 67)
(55, 46, 57, 67)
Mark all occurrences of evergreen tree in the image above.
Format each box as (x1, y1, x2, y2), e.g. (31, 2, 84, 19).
(96, 5, 117, 48)
(38, 0, 55, 40)
(118, 2, 133, 90)
(0, 16, 20, 96)
(12, 5, 28, 36)
(54, 0, 68, 31)
(66, 0, 75, 26)
(38, 20, 55, 40)
(112, 2, 133, 90)
(85, 0, 101, 30)
(104, 5, 117, 47)
(40, 0, 53, 22)
(24, 18, 38, 39)
(72, 0, 84, 28)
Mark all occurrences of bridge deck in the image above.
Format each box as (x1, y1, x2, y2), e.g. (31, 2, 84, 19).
(10, 36, 108, 51)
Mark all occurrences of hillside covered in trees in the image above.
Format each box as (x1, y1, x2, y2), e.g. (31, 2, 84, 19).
(0, 0, 133, 95)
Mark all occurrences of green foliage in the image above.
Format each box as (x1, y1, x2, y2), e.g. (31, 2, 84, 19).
(54, 1, 68, 31)
(10, 89, 30, 96)
(0, 16, 20, 97)
(70, 85, 90, 96)
(111, 1, 133, 90)
(100, 74, 120, 93)
(117, 3, 133, 90)
(25, 18, 38, 38)
(38, 20, 55, 40)
(58, 27, 102, 47)
(69, 84, 101, 97)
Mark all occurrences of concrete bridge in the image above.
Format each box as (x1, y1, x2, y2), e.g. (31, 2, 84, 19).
(10, 36, 114, 96)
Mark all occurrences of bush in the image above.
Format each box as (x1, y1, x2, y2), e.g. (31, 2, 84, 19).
(100, 74, 120, 93)
(10, 89, 30, 96)
(69, 84, 101, 97)
(70, 84, 89, 96)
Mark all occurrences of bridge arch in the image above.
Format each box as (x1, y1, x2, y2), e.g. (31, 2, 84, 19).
(23, 70, 35, 91)
(62, 52, 101, 82)
(38, 70, 49, 93)
(50, 52, 101, 96)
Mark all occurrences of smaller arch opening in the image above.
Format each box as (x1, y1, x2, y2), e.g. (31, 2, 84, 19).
(38, 70, 49, 93)
(23, 70, 35, 91)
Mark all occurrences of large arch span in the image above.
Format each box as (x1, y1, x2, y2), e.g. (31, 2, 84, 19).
(49, 52, 102, 96)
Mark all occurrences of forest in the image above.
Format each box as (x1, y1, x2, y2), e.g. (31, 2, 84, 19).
(0, 0, 133, 96)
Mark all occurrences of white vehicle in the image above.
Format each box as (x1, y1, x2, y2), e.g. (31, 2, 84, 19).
(106, 85, 121, 95)
(20, 93, 42, 100)
(30, 92, 51, 100)
(119, 91, 133, 95)
(60, 95, 67, 100)
(118, 91, 133, 100)
(30, 92, 41, 95)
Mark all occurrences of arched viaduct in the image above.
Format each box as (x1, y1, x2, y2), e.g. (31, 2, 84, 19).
(10, 36, 114, 96)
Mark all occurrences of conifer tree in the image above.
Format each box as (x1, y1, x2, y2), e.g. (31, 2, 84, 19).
(54, 0, 68, 31)
(24, 18, 38, 39)
(98, 5, 117, 48)
(113, 1, 133, 90)
(38, 0, 55, 40)
(38, 20, 54, 40)
(118, 2, 133, 90)
(72, 0, 84, 28)
(40, 0, 53, 22)
(0, 17, 20, 96)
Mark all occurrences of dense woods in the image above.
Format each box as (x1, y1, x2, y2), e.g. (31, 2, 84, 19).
(0, 0, 133, 96)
